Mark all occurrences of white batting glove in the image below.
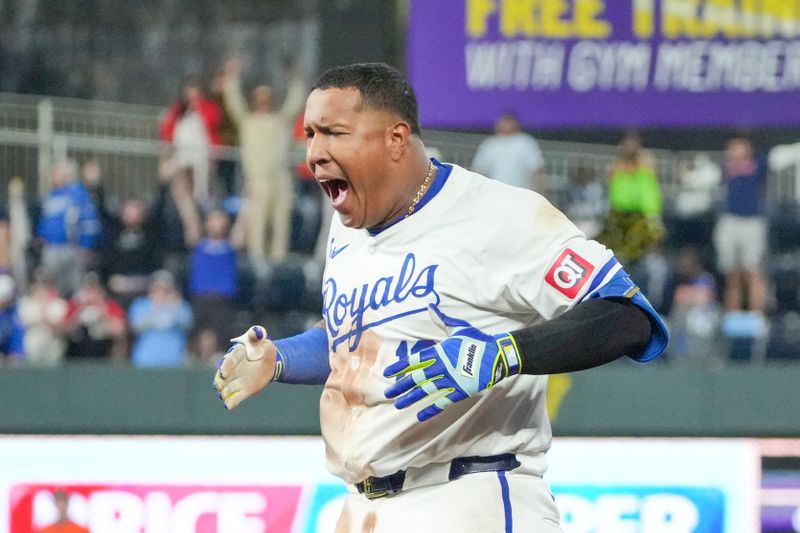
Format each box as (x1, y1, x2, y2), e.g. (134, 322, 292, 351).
(213, 325, 278, 410)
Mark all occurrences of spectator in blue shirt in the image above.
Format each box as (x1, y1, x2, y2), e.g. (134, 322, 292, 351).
(713, 136, 768, 316)
(36, 160, 101, 296)
(129, 270, 193, 367)
(188, 208, 239, 355)
(663, 247, 720, 362)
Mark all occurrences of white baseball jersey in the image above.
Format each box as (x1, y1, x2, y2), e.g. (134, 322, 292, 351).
(320, 162, 618, 485)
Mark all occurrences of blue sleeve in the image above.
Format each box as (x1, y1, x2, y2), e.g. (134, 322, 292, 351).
(272, 326, 331, 385)
(582, 258, 669, 362)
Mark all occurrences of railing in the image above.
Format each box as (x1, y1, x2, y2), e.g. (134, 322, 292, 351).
(0, 93, 165, 204)
(2, 92, 799, 211)
(424, 129, 701, 209)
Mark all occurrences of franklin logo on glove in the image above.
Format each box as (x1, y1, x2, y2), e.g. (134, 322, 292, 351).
(461, 343, 478, 377)
(384, 305, 522, 421)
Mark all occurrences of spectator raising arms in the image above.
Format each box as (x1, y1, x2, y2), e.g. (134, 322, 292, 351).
(152, 158, 203, 276)
(223, 57, 306, 262)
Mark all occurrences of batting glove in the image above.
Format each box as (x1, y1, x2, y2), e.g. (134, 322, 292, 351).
(213, 325, 278, 410)
(383, 305, 522, 422)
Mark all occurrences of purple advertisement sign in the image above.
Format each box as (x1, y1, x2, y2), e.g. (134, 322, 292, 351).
(762, 471, 800, 532)
(407, 1, 800, 128)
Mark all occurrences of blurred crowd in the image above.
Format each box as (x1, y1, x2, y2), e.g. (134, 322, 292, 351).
(0, 59, 322, 369)
(557, 130, 798, 365)
(2, 83, 800, 369)
(471, 113, 800, 365)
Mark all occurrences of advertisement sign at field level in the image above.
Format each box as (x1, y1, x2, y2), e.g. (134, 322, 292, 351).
(7, 483, 729, 533)
(545, 438, 759, 533)
(10, 484, 302, 533)
(0, 436, 760, 532)
(553, 486, 724, 532)
(9, 483, 349, 533)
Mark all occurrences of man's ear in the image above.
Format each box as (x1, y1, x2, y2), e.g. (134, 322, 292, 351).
(387, 121, 412, 161)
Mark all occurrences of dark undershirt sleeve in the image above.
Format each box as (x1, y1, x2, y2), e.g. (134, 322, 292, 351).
(510, 297, 653, 375)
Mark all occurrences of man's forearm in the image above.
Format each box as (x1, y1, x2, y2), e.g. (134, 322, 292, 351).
(272, 321, 331, 384)
(511, 298, 652, 375)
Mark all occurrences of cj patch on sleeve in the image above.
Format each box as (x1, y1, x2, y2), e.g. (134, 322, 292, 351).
(545, 249, 594, 299)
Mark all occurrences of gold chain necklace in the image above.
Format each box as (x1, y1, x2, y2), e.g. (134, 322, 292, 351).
(405, 161, 435, 218)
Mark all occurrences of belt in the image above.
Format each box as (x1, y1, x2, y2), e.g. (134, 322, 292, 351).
(355, 453, 521, 500)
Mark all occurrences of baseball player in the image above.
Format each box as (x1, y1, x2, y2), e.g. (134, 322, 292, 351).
(214, 63, 668, 532)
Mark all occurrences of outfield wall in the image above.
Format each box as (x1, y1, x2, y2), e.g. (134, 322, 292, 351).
(1, 363, 798, 437)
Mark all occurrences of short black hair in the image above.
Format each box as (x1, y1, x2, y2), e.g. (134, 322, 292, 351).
(313, 63, 421, 136)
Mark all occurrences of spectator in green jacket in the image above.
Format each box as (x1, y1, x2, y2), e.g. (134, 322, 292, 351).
(598, 131, 664, 265)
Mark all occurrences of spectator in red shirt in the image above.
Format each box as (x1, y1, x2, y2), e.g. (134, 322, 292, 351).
(160, 78, 223, 207)
(62, 272, 127, 362)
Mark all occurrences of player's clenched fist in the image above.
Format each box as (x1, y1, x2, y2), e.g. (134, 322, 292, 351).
(383, 306, 523, 422)
(214, 325, 278, 410)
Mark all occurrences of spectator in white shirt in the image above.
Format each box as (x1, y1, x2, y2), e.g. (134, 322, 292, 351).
(471, 113, 544, 192)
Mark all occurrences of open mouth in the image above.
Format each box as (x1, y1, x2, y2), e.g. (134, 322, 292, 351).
(319, 178, 349, 207)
